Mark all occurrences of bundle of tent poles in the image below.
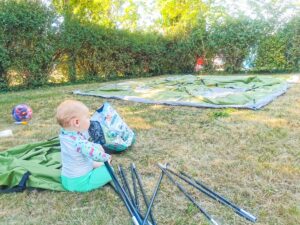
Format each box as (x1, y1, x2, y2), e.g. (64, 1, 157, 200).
(104, 162, 257, 225)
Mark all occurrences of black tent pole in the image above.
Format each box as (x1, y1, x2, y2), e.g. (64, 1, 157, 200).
(178, 170, 257, 223)
(142, 171, 164, 225)
(104, 162, 143, 225)
(118, 165, 136, 207)
(132, 163, 157, 225)
(116, 164, 153, 225)
(131, 163, 140, 210)
(158, 163, 219, 225)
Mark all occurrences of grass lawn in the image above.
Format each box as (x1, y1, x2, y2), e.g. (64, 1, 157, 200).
(0, 76, 299, 225)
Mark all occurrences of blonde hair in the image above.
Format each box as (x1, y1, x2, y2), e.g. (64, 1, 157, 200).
(56, 100, 89, 128)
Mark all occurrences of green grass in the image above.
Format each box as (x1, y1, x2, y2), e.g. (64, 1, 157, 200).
(0, 78, 300, 225)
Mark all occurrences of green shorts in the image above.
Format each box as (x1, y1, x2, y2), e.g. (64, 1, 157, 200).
(61, 165, 112, 192)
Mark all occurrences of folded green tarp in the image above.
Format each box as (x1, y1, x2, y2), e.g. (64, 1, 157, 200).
(0, 139, 65, 192)
(74, 75, 291, 110)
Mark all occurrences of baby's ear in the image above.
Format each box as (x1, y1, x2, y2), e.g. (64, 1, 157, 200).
(69, 118, 79, 127)
(75, 119, 80, 126)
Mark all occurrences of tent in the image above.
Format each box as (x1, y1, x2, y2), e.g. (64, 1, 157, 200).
(74, 75, 291, 110)
(0, 139, 64, 192)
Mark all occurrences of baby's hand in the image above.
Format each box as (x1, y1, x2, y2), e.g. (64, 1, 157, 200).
(93, 161, 103, 168)
(108, 156, 112, 165)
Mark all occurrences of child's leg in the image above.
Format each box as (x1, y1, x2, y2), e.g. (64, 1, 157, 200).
(88, 165, 112, 190)
(61, 165, 112, 192)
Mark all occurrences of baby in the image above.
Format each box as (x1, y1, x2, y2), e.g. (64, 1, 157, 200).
(56, 100, 112, 192)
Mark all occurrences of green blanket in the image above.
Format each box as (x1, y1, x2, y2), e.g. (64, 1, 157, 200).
(0, 139, 65, 192)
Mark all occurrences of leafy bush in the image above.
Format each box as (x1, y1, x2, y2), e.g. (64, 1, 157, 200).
(56, 17, 169, 81)
(284, 17, 300, 72)
(206, 17, 264, 72)
(254, 35, 288, 72)
(0, 0, 56, 90)
(254, 16, 300, 72)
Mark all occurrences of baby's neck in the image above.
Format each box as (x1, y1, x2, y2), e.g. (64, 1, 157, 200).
(63, 127, 80, 133)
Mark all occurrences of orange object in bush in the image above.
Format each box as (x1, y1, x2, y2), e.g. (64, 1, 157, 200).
(195, 57, 205, 72)
(196, 57, 204, 66)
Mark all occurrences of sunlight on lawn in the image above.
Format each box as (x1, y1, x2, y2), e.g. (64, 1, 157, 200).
(231, 111, 288, 128)
(262, 162, 300, 176)
(125, 116, 152, 130)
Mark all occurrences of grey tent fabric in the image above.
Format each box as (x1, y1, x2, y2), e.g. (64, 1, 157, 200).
(74, 75, 295, 110)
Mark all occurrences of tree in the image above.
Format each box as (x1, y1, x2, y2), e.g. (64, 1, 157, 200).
(52, 0, 139, 31)
(155, 0, 209, 37)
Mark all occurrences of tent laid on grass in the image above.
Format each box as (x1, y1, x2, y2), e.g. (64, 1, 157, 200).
(0, 139, 65, 192)
(74, 75, 292, 110)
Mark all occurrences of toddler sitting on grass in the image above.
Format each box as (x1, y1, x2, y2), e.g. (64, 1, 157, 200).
(56, 100, 112, 192)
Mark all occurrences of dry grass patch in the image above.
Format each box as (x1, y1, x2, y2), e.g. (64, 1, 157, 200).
(0, 79, 299, 225)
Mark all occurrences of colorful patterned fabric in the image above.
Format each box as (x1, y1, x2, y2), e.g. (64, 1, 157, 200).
(59, 128, 111, 178)
(89, 102, 135, 153)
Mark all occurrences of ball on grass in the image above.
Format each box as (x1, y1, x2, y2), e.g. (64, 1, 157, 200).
(12, 104, 32, 122)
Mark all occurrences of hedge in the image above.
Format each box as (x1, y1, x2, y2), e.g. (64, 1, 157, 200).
(0, 0, 299, 90)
